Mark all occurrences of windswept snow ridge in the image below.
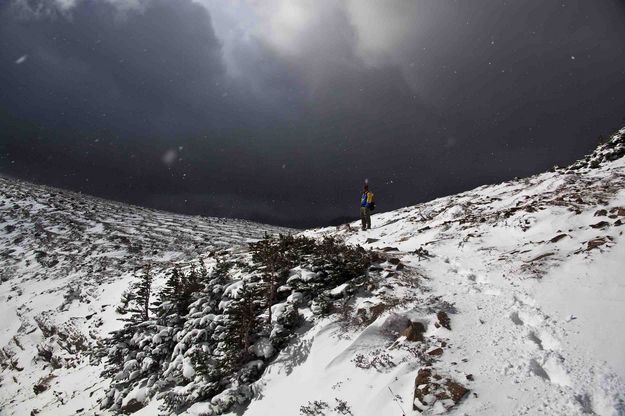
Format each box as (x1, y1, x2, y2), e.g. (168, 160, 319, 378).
(266, 126, 624, 416)
(243, 127, 625, 416)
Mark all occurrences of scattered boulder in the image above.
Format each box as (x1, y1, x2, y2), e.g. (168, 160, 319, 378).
(310, 294, 332, 315)
(609, 207, 625, 217)
(446, 381, 470, 401)
(34, 251, 60, 268)
(356, 301, 386, 324)
(590, 221, 610, 229)
(413, 368, 469, 412)
(33, 374, 55, 395)
(120, 399, 145, 414)
(427, 347, 444, 356)
(586, 238, 607, 251)
(413, 247, 433, 261)
(549, 234, 568, 243)
(381, 246, 399, 252)
(388, 257, 401, 265)
(401, 321, 426, 342)
(435, 311, 451, 330)
(33, 383, 48, 395)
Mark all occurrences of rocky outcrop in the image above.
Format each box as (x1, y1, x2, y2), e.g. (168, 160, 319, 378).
(413, 368, 469, 412)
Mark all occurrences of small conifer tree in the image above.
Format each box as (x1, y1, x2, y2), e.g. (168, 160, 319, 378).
(126, 265, 153, 323)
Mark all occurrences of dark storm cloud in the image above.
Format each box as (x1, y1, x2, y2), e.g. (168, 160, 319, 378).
(1, 0, 625, 228)
(0, 0, 231, 136)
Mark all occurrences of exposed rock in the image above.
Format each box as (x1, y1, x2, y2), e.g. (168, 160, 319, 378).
(381, 246, 399, 252)
(388, 257, 401, 265)
(356, 302, 386, 324)
(414, 368, 432, 388)
(610, 207, 625, 217)
(527, 252, 555, 263)
(33, 374, 55, 395)
(567, 127, 625, 170)
(590, 221, 610, 229)
(33, 383, 48, 395)
(413, 368, 469, 412)
(550, 234, 568, 243)
(120, 399, 145, 414)
(427, 347, 444, 356)
(447, 381, 470, 402)
(412, 247, 433, 260)
(436, 311, 451, 330)
(401, 321, 426, 342)
(587, 238, 607, 251)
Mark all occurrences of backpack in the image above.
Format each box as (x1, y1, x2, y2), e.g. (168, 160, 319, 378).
(368, 192, 375, 211)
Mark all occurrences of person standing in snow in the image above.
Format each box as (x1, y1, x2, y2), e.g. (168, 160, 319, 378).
(360, 181, 374, 231)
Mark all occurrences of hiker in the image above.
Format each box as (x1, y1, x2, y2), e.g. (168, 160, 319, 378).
(360, 181, 374, 230)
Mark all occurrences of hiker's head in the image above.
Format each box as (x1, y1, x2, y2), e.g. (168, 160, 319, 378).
(363, 184, 369, 192)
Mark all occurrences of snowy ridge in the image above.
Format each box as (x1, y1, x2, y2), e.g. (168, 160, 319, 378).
(245, 127, 625, 416)
(1, 126, 625, 416)
(0, 177, 292, 416)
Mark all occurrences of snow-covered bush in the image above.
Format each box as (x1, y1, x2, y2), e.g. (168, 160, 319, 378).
(101, 235, 375, 414)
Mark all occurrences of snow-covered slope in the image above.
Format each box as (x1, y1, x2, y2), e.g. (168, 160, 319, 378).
(244, 128, 625, 416)
(0, 178, 292, 415)
(2, 126, 625, 416)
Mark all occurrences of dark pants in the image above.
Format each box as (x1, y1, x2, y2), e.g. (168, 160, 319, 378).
(360, 207, 371, 230)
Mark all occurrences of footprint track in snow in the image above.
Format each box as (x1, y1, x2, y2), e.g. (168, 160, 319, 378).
(443, 257, 578, 396)
(507, 297, 574, 389)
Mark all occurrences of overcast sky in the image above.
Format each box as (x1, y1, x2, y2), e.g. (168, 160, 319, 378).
(1, 0, 625, 227)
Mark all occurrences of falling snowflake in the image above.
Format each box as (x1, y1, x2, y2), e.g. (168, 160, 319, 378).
(162, 149, 177, 166)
